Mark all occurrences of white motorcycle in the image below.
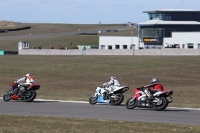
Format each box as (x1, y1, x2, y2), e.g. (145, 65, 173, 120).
(89, 83, 129, 106)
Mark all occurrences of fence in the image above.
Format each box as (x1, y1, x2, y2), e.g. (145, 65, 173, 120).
(0, 51, 18, 55)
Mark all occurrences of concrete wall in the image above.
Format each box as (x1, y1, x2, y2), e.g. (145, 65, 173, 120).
(19, 49, 134, 55)
(134, 49, 200, 55)
(19, 49, 200, 56)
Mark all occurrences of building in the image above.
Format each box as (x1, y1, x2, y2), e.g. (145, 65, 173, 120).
(138, 9, 200, 49)
(99, 36, 138, 50)
(99, 9, 200, 50)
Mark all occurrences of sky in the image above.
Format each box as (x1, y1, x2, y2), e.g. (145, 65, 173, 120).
(0, 0, 199, 24)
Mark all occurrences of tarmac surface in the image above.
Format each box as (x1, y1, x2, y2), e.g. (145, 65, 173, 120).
(0, 98, 200, 126)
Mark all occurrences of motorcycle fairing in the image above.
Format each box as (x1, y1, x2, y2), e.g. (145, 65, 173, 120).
(11, 94, 19, 100)
(97, 95, 110, 103)
(96, 87, 110, 103)
(113, 86, 129, 92)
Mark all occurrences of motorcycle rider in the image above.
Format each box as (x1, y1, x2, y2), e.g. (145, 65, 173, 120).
(105, 76, 120, 98)
(13, 74, 35, 93)
(144, 78, 164, 92)
(139, 78, 164, 101)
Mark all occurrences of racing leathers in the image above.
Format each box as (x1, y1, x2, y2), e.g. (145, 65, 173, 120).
(105, 78, 120, 94)
(145, 82, 164, 98)
(144, 82, 164, 91)
(16, 75, 35, 91)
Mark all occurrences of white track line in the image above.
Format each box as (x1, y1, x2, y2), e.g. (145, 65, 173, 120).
(1, 97, 200, 110)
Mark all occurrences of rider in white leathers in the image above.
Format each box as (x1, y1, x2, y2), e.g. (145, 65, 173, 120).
(105, 76, 120, 95)
(15, 74, 35, 91)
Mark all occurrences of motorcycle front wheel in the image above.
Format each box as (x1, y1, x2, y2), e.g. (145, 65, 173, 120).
(126, 97, 137, 109)
(152, 97, 168, 111)
(110, 93, 124, 106)
(3, 90, 12, 102)
(89, 95, 98, 105)
(23, 90, 36, 102)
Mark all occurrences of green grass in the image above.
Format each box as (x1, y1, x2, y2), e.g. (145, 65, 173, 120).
(0, 115, 200, 133)
(0, 55, 200, 108)
(0, 22, 137, 51)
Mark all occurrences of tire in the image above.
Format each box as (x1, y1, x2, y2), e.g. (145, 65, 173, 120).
(3, 90, 12, 102)
(126, 97, 137, 109)
(152, 97, 168, 111)
(89, 95, 98, 105)
(110, 93, 124, 106)
(23, 90, 36, 102)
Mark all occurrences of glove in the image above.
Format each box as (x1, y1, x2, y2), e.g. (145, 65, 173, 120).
(139, 86, 144, 91)
(14, 81, 18, 84)
(99, 84, 103, 88)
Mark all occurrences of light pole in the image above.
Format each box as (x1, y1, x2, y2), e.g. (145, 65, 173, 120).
(138, 24, 140, 49)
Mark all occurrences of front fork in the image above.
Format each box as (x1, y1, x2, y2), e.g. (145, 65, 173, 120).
(93, 93, 98, 98)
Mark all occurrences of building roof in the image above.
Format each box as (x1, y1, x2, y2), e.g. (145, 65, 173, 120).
(143, 9, 200, 13)
(138, 20, 200, 26)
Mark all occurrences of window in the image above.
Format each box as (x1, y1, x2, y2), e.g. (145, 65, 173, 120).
(115, 45, 120, 49)
(165, 13, 171, 20)
(101, 45, 105, 49)
(123, 45, 127, 49)
(149, 13, 162, 20)
(108, 45, 112, 49)
(157, 30, 163, 36)
(187, 43, 193, 49)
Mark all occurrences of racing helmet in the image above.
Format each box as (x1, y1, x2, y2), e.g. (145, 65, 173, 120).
(151, 78, 158, 84)
(25, 74, 31, 77)
(109, 76, 116, 81)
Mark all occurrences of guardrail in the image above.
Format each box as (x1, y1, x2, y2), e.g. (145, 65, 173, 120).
(0, 51, 18, 55)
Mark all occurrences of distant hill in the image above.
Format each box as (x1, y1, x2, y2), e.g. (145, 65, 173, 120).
(0, 21, 137, 51)
(0, 21, 30, 32)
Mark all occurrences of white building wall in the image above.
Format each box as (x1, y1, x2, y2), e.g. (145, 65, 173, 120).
(99, 36, 139, 49)
(164, 32, 200, 49)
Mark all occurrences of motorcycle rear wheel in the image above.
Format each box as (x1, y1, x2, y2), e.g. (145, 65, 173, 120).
(110, 93, 124, 106)
(3, 90, 12, 102)
(126, 97, 137, 109)
(89, 95, 98, 105)
(152, 97, 168, 111)
(23, 90, 36, 102)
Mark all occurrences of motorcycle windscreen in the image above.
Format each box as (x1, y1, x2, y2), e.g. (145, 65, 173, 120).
(97, 95, 110, 103)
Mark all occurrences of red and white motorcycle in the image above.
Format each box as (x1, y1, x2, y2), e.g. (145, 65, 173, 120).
(3, 81, 40, 102)
(126, 87, 173, 111)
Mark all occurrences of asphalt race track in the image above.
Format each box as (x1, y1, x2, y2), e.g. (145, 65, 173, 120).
(0, 99, 200, 126)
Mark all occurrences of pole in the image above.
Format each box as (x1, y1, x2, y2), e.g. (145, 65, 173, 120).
(142, 29, 143, 48)
(138, 25, 140, 49)
(131, 30, 133, 45)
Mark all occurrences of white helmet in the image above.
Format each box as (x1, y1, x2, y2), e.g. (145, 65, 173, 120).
(109, 76, 116, 81)
(151, 78, 158, 83)
(25, 74, 31, 77)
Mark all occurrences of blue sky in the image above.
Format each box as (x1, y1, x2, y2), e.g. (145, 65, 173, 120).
(0, 0, 199, 24)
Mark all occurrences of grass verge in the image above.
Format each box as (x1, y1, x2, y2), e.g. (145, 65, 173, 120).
(0, 114, 200, 133)
(0, 55, 200, 108)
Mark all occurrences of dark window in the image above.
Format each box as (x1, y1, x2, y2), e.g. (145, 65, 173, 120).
(123, 45, 127, 49)
(115, 45, 120, 49)
(108, 45, 112, 49)
(165, 13, 171, 20)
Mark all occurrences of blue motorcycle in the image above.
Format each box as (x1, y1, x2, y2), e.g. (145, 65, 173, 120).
(89, 83, 129, 106)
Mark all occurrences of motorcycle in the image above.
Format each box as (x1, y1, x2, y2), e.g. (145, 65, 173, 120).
(89, 83, 129, 106)
(126, 87, 173, 111)
(3, 82, 40, 102)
